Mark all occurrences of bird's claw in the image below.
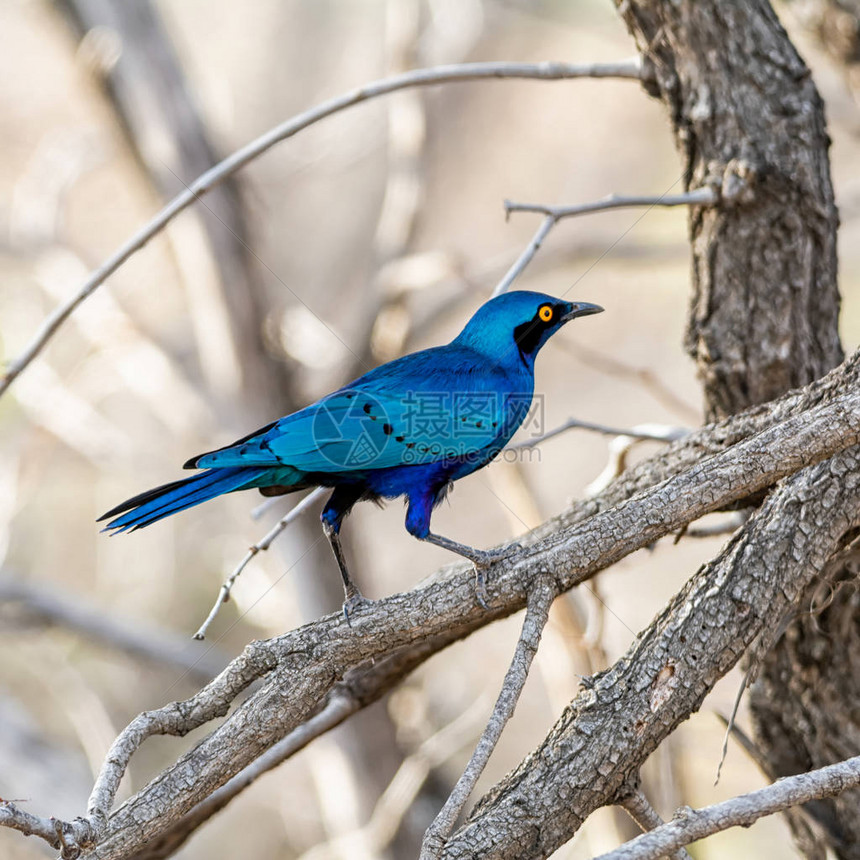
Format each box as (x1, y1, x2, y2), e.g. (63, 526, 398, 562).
(472, 541, 524, 569)
(471, 542, 524, 609)
(342, 591, 372, 625)
(474, 567, 490, 609)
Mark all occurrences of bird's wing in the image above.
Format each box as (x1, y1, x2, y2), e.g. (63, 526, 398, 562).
(189, 348, 531, 473)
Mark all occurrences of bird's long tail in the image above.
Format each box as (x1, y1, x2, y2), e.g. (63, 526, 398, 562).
(99, 467, 270, 533)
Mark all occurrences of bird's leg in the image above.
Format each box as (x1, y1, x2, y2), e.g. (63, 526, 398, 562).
(421, 532, 519, 567)
(405, 490, 521, 609)
(422, 533, 523, 609)
(322, 487, 369, 621)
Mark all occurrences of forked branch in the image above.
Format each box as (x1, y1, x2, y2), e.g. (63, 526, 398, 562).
(440, 444, 860, 857)
(1, 356, 854, 859)
(491, 187, 718, 297)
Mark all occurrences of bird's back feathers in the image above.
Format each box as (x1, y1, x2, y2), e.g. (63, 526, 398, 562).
(186, 345, 531, 474)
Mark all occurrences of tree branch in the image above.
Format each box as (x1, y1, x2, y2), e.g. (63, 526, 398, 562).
(0, 802, 64, 852)
(125, 633, 453, 860)
(504, 188, 718, 219)
(4, 352, 858, 859)
(507, 418, 686, 449)
(594, 755, 860, 860)
(420, 577, 558, 858)
(491, 187, 718, 297)
(126, 351, 860, 859)
(0, 58, 642, 400)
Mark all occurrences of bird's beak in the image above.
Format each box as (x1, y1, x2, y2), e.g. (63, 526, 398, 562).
(561, 302, 604, 322)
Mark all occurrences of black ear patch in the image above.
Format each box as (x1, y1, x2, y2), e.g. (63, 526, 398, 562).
(514, 319, 543, 354)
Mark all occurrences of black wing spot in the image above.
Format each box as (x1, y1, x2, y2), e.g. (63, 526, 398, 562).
(383, 423, 393, 435)
(407, 442, 415, 449)
(476, 421, 482, 428)
(260, 438, 283, 463)
(363, 403, 372, 414)
(492, 422, 498, 427)
(396, 435, 405, 443)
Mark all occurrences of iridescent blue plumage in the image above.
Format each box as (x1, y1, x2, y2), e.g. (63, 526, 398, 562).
(100, 291, 602, 613)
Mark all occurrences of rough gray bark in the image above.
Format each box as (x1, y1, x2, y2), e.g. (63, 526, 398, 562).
(612, 3, 858, 857)
(749, 546, 860, 859)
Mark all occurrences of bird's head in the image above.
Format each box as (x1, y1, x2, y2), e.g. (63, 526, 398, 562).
(454, 291, 603, 366)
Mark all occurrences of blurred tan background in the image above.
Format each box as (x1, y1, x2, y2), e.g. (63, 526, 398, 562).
(1, 1, 859, 858)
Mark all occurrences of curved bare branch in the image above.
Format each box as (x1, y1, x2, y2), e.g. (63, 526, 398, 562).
(0, 58, 642, 400)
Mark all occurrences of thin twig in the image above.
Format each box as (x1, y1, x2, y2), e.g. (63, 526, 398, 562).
(504, 188, 718, 220)
(0, 59, 642, 400)
(419, 577, 558, 859)
(491, 214, 557, 297)
(594, 756, 860, 860)
(714, 666, 754, 786)
(508, 418, 687, 450)
(712, 713, 769, 774)
(491, 187, 718, 297)
(618, 788, 692, 860)
(194, 487, 326, 640)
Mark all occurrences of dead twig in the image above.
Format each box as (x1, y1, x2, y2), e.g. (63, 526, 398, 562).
(508, 418, 686, 450)
(194, 487, 327, 639)
(0, 802, 64, 852)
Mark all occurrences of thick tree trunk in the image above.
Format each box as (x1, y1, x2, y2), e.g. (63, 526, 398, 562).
(616, 0, 842, 420)
(613, 2, 859, 857)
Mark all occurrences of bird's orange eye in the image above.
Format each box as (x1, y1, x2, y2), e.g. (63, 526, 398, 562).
(538, 305, 553, 322)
